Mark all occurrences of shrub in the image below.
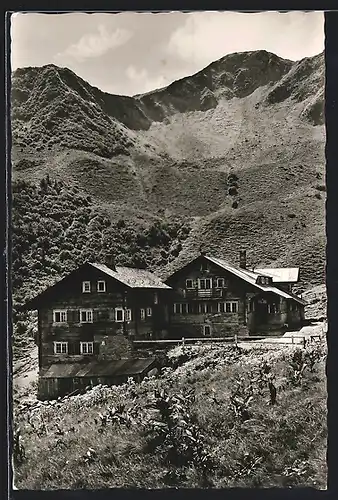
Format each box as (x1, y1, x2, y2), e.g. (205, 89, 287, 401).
(228, 186, 238, 196)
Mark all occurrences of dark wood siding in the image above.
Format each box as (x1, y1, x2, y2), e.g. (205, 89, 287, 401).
(166, 256, 304, 336)
(38, 266, 171, 367)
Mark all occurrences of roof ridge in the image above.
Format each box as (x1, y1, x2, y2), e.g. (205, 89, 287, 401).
(203, 255, 305, 305)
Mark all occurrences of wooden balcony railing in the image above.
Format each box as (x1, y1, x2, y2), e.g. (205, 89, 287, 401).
(183, 289, 224, 299)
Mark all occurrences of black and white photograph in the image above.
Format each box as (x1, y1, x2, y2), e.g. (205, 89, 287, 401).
(10, 10, 327, 490)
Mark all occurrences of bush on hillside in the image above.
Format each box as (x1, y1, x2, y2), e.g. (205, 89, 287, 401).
(13, 341, 327, 489)
(12, 176, 192, 356)
(228, 186, 238, 196)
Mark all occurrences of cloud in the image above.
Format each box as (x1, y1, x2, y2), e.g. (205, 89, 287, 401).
(125, 65, 169, 95)
(54, 24, 132, 63)
(166, 11, 324, 67)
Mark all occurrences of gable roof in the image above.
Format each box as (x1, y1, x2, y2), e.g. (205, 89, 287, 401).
(166, 254, 306, 305)
(253, 267, 299, 283)
(90, 263, 171, 289)
(22, 262, 171, 310)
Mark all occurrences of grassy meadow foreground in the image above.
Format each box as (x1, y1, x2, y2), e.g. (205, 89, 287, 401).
(14, 340, 327, 489)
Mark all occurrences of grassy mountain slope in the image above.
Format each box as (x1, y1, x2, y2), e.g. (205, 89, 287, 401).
(14, 341, 327, 489)
(11, 50, 326, 295)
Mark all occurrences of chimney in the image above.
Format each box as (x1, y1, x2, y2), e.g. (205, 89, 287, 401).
(199, 244, 206, 256)
(239, 250, 247, 269)
(105, 253, 116, 272)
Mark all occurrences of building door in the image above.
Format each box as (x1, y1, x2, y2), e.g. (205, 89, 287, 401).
(203, 324, 212, 336)
(255, 298, 268, 327)
(59, 378, 73, 397)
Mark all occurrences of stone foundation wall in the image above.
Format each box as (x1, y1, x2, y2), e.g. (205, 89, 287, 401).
(94, 334, 133, 360)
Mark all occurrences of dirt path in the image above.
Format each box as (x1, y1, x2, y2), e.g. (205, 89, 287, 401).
(13, 346, 39, 403)
(239, 321, 326, 349)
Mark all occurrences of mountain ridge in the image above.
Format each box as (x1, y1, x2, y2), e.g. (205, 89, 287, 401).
(11, 49, 326, 291)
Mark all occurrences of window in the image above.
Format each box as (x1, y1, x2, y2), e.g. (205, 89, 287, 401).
(258, 276, 272, 286)
(115, 308, 124, 322)
(53, 310, 67, 323)
(182, 303, 189, 314)
(186, 279, 194, 289)
(115, 308, 132, 322)
(198, 278, 212, 290)
(203, 325, 212, 336)
(154, 292, 158, 304)
(125, 309, 132, 322)
(247, 301, 255, 313)
(54, 342, 68, 354)
(82, 281, 91, 293)
(268, 303, 280, 314)
(216, 278, 225, 288)
(199, 303, 212, 314)
(146, 307, 152, 317)
(80, 342, 94, 354)
(140, 308, 145, 320)
(80, 309, 93, 323)
(97, 280, 106, 292)
(231, 302, 238, 313)
(173, 303, 189, 314)
(219, 301, 238, 313)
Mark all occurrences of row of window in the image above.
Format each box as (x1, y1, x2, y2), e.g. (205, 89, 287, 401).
(256, 276, 273, 286)
(82, 280, 106, 293)
(54, 341, 93, 355)
(173, 301, 239, 315)
(185, 278, 226, 290)
(53, 307, 153, 324)
(268, 303, 280, 314)
(81, 281, 159, 304)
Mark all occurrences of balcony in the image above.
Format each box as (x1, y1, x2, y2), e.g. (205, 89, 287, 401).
(183, 288, 224, 299)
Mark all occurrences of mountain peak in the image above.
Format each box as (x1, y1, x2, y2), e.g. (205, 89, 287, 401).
(11, 50, 324, 158)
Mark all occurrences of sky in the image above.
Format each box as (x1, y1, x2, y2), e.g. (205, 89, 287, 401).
(10, 11, 324, 97)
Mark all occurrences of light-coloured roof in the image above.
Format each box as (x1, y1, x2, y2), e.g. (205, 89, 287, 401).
(254, 267, 299, 283)
(167, 254, 306, 305)
(205, 256, 305, 305)
(23, 262, 171, 310)
(90, 262, 171, 289)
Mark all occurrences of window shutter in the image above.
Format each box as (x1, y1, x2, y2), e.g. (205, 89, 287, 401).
(67, 341, 75, 355)
(99, 309, 109, 321)
(93, 342, 100, 355)
(68, 309, 78, 323)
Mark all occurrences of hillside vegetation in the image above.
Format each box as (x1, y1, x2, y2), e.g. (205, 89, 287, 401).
(13, 341, 327, 489)
(12, 176, 191, 357)
(11, 50, 326, 335)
